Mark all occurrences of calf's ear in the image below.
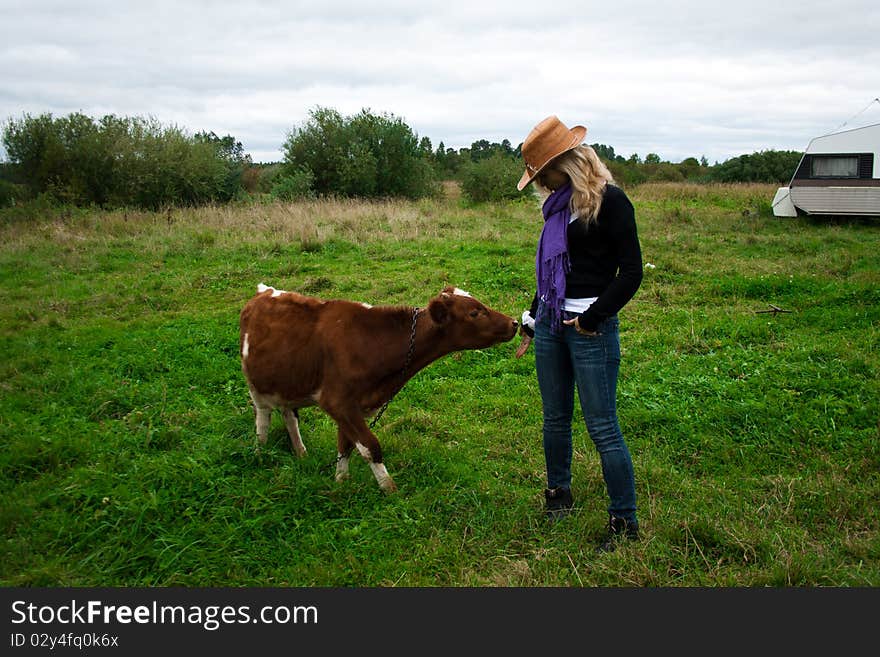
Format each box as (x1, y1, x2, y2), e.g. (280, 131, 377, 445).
(428, 296, 450, 325)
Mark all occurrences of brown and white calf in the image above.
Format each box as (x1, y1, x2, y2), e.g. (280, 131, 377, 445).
(239, 284, 518, 492)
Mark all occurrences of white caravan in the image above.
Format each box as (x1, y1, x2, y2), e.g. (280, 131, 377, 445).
(772, 122, 880, 217)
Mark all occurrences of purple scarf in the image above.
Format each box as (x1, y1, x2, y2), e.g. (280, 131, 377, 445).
(535, 182, 572, 333)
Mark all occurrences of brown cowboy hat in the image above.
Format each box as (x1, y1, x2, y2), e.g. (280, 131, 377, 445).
(516, 115, 587, 190)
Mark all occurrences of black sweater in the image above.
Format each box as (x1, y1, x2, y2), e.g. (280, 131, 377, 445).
(529, 184, 643, 332)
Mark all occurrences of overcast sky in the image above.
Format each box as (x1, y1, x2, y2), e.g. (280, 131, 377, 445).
(2, 0, 879, 164)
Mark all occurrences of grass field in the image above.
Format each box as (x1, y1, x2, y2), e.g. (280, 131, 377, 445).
(1, 182, 878, 586)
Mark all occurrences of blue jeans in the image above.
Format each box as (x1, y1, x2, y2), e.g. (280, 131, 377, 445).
(534, 308, 637, 524)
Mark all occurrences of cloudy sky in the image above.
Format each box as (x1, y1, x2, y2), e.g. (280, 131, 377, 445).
(2, 0, 879, 164)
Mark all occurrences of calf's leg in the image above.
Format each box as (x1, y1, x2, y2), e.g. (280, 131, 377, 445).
(282, 408, 307, 457)
(335, 431, 353, 482)
(352, 427, 396, 493)
(327, 406, 397, 492)
(254, 406, 271, 447)
(246, 387, 272, 448)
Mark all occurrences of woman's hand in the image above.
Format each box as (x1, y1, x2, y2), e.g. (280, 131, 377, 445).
(563, 316, 598, 336)
(515, 333, 532, 358)
(516, 311, 536, 358)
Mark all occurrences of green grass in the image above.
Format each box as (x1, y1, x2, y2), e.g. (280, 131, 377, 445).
(1, 183, 878, 586)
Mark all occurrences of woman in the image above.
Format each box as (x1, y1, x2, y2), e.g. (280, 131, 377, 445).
(515, 115, 643, 552)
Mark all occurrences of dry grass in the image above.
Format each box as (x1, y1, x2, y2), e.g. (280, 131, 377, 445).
(0, 199, 417, 245)
(0, 194, 531, 255)
(632, 181, 779, 203)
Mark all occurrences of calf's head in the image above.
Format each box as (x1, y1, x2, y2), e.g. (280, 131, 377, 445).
(427, 286, 518, 349)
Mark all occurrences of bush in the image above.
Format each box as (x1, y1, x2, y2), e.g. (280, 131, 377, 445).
(248, 163, 283, 194)
(709, 150, 803, 183)
(459, 154, 529, 203)
(644, 163, 686, 182)
(2, 113, 251, 210)
(0, 179, 28, 207)
(194, 131, 252, 202)
(240, 166, 262, 194)
(270, 168, 315, 201)
(606, 160, 647, 187)
(281, 107, 438, 199)
(0, 191, 60, 224)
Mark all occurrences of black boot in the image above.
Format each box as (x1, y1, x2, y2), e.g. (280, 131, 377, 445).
(544, 487, 573, 522)
(596, 515, 639, 553)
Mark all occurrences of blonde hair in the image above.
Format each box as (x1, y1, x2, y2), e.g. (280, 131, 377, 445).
(534, 145, 614, 224)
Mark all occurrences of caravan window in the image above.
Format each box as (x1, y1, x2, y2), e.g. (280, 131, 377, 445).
(811, 156, 859, 178)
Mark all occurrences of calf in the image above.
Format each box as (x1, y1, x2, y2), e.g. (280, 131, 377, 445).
(239, 284, 518, 492)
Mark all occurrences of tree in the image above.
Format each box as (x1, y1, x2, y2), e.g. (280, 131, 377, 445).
(419, 136, 433, 156)
(677, 157, 704, 180)
(469, 139, 494, 161)
(281, 106, 437, 199)
(459, 154, 530, 202)
(194, 131, 252, 201)
(2, 112, 246, 209)
(592, 143, 621, 162)
(709, 150, 803, 183)
(281, 106, 346, 196)
(468, 139, 516, 162)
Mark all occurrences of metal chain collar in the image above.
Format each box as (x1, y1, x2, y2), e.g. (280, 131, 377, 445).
(369, 306, 420, 429)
